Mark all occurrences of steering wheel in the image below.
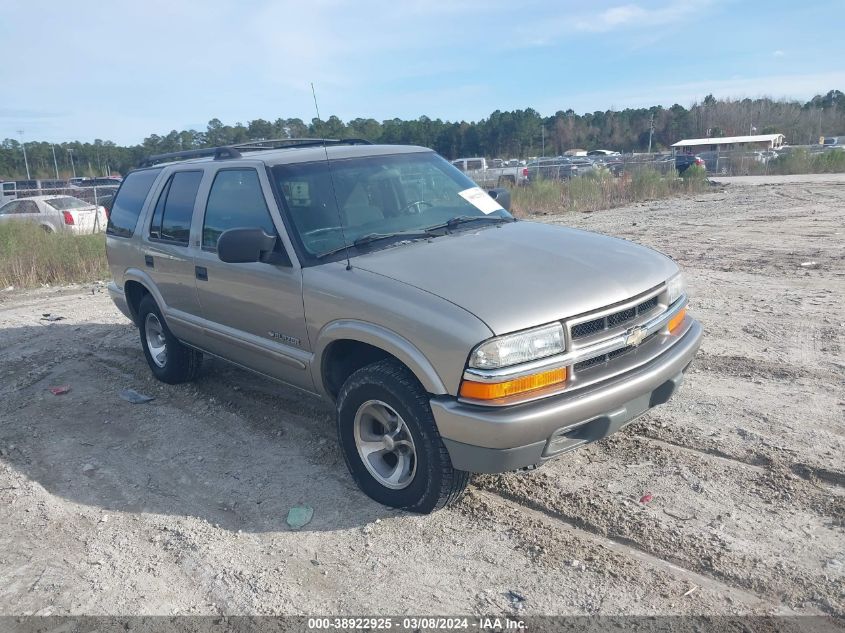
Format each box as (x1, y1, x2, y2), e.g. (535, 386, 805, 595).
(398, 200, 433, 215)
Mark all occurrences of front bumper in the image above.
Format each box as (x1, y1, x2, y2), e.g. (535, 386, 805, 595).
(431, 318, 702, 473)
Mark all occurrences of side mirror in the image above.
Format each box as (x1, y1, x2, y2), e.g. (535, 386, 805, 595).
(487, 187, 511, 212)
(218, 228, 286, 265)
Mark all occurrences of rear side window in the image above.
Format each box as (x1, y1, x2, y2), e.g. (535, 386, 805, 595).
(149, 171, 203, 244)
(45, 197, 89, 211)
(202, 169, 275, 250)
(107, 169, 161, 238)
(18, 200, 39, 214)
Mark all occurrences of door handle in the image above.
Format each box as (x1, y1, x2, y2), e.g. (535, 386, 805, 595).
(144, 255, 154, 268)
(195, 266, 208, 281)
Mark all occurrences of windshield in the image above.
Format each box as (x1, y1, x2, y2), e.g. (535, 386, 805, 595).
(45, 197, 91, 210)
(271, 152, 512, 259)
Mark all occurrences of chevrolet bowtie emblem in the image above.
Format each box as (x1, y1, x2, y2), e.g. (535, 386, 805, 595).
(625, 326, 648, 347)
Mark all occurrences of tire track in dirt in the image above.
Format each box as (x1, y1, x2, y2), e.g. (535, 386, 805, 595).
(633, 432, 845, 493)
(472, 426, 845, 616)
(456, 488, 798, 615)
(474, 470, 842, 616)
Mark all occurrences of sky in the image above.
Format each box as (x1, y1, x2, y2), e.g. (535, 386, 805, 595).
(1, 0, 843, 145)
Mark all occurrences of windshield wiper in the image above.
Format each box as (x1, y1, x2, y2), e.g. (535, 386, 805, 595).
(426, 215, 514, 233)
(315, 217, 513, 258)
(316, 229, 432, 258)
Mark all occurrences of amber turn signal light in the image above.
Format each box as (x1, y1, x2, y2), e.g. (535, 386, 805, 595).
(460, 367, 567, 401)
(668, 307, 687, 333)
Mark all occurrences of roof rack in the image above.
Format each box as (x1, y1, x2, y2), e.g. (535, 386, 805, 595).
(139, 146, 242, 167)
(232, 137, 373, 150)
(138, 137, 373, 167)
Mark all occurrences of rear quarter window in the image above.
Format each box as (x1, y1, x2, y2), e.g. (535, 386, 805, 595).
(107, 169, 161, 238)
(150, 171, 203, 244)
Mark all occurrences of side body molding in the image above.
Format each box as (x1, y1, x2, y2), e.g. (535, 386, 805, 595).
(312, 320, 449, 399)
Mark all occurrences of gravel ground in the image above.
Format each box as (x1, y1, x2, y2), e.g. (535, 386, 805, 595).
(0, 178, 843, 618)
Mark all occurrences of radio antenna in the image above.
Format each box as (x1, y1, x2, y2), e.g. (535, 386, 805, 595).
(311, 82, 352, 271)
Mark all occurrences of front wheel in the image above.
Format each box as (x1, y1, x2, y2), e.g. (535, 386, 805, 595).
(337, 359, 469, 513)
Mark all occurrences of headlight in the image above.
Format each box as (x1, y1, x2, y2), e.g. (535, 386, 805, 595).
(469, 322, 565, 369)
(667, 273, 685, 305)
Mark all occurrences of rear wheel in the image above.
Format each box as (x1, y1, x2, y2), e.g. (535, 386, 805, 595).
(337, 359, 469, 513)
(138, 294, 202, 384)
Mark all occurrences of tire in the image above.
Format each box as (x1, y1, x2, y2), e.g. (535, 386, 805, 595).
(337, 358, 469, 513)
(137, 294, 202, 384)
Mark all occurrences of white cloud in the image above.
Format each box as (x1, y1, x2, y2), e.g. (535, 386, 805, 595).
(596, 5, 647, 28)
(772, 50, 786, 57)
(514, 2, 709, 44)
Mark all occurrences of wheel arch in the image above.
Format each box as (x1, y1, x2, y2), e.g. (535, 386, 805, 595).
(121, 270, 167, 326)
(314, 320, 449, 401)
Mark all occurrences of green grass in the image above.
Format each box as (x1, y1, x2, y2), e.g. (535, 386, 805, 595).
(0, 223, 108, 289)
(512, 167, 709, 216)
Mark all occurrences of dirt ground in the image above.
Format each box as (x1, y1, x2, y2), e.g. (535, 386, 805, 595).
(0, 176, 843, 618)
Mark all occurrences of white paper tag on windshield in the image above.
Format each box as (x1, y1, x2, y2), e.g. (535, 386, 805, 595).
(458, 186, 505, 215)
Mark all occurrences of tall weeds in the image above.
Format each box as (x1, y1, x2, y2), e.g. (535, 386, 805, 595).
(511, 168, 709, 216)
(0, 223, 108, 288)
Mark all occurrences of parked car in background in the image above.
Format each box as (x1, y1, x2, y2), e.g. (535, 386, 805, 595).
(450, 157, 528, 187)
(569, 156, 598, 175)
(673, 154, 706, 174)
(68, 176, 122, 190)
(591, 155, 626, 176)
(0, 179, 69, 203)
(587, 149, 620, 157)
(0, 195, 107, 234)
(527, 156, 597, 180)
(67, 176, 122, 206)
(752, 150, 779, 164)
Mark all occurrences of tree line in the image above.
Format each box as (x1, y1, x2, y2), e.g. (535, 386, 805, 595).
(2, 90, 843, 179)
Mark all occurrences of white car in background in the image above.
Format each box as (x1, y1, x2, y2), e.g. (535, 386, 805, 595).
(0, 195, 108, 234)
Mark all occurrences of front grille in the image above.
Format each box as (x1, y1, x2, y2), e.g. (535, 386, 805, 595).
(571, 317, 605, 338)
(571, 295, 661, 341)
(573, 332, 657, 371)
(608, 307, 635, 327)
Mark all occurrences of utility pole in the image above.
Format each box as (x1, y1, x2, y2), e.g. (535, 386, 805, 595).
(17, 130, 31, 180)
(51, 145, 60, 179)
(67, 149, 77, 178)
(541, 124, 545, 157)
(647, 113, 655, 154)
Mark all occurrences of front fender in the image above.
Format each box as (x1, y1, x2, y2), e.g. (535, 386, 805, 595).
(311, 320, 449, 399)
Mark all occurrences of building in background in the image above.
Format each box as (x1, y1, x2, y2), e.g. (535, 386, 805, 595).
(672, 133, 785, 154)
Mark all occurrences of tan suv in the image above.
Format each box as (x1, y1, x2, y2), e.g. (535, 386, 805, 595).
(106, 139, 701, 513)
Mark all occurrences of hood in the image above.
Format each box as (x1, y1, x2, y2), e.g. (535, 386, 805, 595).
(352, 221, 678, 335)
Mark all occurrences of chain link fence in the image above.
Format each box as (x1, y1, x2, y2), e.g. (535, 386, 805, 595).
(523, 144, 838, 182)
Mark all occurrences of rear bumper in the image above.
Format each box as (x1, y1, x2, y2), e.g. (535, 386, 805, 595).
(107, 281, 133, 322)
(431, 319, 702, 473)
